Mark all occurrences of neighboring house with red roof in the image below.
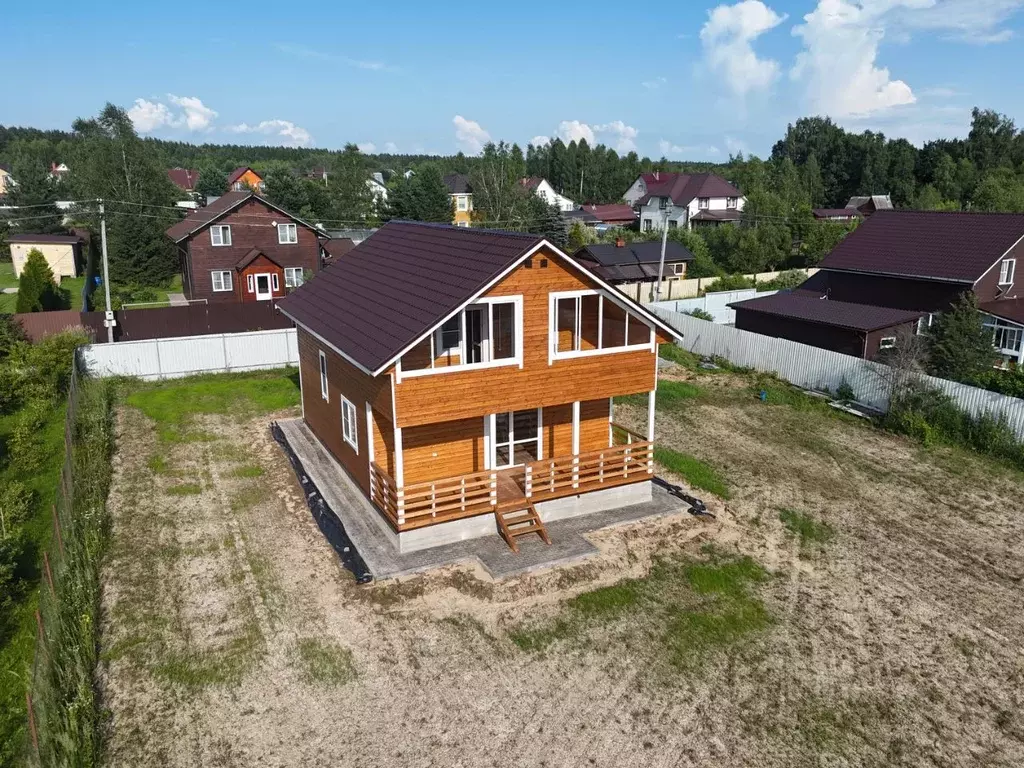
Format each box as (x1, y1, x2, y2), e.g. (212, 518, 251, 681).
(276, 221, 681, 553)
(732, 211, 1024, 365)
(519, 177, 576, 212)
(165, 190, 328, 304)
(622, 172, 745, 232)
(570, 204, 637, 229)
(228, 166, 266, 192)
(168, 167, 200, 193)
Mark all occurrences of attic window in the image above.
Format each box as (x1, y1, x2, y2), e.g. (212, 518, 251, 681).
(539, 258, 548, 268)
(999, 258, 1016, 285)
(525, 257, 533, 269)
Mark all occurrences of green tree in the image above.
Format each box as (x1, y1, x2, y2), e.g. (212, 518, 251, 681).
(385, 165, 453, 222)
(15, 249, 65, 312)
(328, 143, 373, 223)
(193, 162, 228, 201)
(927, 293, 995, 382)
(800, 220, 856, 265)
(967, 108, 1017, 173)
(972, 170, 1024, 212)
(526, 197, 567, 248)
(914, 184, 960, 211)
(69, 103, 181, 286)
(667, 228, 718, 278)
(802, 153, 826, 207)
(5, 139, 64, 234)
(469, 141, 531, 225)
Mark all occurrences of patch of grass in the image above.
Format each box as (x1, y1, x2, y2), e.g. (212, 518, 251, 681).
(779, 508, 834, 550)
(657, 380, 701, 409)
(0, 262, 18, 290)
(510, 552, 772, 671)
(230, 484, 265, 512)
(125, 370, 299, 440)
(659, 344, 750, 374)
(147, 453, 172, 474)
(165, 483, 202, 496)
(228, 465, 264, 478)
(654, 446, 730, 499)
(293, 638, 356, 686)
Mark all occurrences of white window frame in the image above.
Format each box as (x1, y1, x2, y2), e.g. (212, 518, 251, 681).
(999, 258, 1015, 285)
(210, 225, 231, 246)
(486, 408, 543, 470)
(727, 197, 738, 209)
(211, 270, 232, 292)
(247, 274, 255, 293)
(548, 289, 655, 363)
(671, 263, 686, 276)
(341, 396, 358, 452)
(456, 195, 468, 211)
(399, 295, 524, 380)
(284, 267, 304, 287)
(878, 337, 897, 350)
(456, 221, 470, 228)
(319, 350, 329, 401)
(699, 197, 710, 210)
(271, 273, 280, 291)
(278, 223, 298, 244)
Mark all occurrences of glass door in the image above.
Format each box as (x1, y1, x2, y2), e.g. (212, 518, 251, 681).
(465, 305, 488, 364)
(491, 409, 540, 469)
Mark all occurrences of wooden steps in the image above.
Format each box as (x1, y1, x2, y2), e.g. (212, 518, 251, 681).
(495, 503, 550, 553)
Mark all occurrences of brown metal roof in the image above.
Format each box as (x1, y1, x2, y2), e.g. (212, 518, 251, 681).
(164, 191, 324, 243)
(819, 210, 1024, 283)
(7, 233, 82, 244)
(168, 167, 199, 191)
(980, 298, 1024, 325)
(636, 172, 742, 207)
(690, 208, 742, 222)
(278, 221, 543, 372)
(580, 203, 637, 223)
(278, 221, 682, 374)
(234, 248, 280, 270)
(730, 292, 926, 332)
(227, 166, 261, 185)
(443, 173, 472, 194)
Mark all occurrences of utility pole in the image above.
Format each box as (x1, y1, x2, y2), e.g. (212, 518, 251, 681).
(98, 200, 115, 343)
(654, 204, 673, 303)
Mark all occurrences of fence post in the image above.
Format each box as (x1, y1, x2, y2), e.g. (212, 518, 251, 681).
(52, 505, 64, 557)
(572, 456, 579, 489)
(25, 691, 39, 762)
(42, 552, 55, 598)
(524, 465, 532, 498)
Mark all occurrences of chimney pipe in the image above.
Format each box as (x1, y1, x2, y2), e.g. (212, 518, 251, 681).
(654, 171, 659, 181)
(616, 237, 625, 248)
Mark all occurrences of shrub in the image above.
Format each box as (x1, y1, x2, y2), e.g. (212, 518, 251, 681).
(4, 330, 89, 406)
(686, 308, 714, 321)
(703, 273, 754, 294)
(757, 269, 806, 291)
(836, 380, 855, 402)
(110, 283, 161, 309)
(970, 367, 1024, 399)
(8, 400, 50, 472)
(16, 249, 65, 313)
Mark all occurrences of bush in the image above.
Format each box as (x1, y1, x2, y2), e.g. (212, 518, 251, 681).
(4, 330, 89, 407)
(686, 308, 714, 321)
(970, 367, 1024, 399)
(110, 283, 161, 309)
(8, 401, 50, 472)
(757, 269, 806, 291)
(702, 273, 754, 294)
(836, 380, 855, 402)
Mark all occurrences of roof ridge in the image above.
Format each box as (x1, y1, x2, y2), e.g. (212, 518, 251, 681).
(387, 220, 542, 239)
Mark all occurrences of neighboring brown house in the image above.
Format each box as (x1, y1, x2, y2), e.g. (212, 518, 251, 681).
(575, 204, 638, 228)
(165, 191, 328, 304)
(227, 166, 265, 192)
(322, 237, 355, 265)
(574, 240, 695, 282)
(168, 168, 200, 193)
(734, 210, 1024, 365)
(813, 208, 862, 222)
(731, 292, 925, 359)
(277, 221, 681, 553)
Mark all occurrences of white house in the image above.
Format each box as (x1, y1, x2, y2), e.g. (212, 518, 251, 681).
(366, 174, 388, 210)
(623, 172, 745, 232)
(520, 177, 576, 212)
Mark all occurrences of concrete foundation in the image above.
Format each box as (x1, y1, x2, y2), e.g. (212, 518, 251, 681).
(534, 481, 653, 523)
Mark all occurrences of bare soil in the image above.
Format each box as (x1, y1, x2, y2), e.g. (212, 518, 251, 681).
(98, 383, 1024, 767)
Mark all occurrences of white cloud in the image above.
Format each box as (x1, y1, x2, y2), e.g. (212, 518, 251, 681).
(659, 139, 722, 158)
(700, 1, 787, 97)
(529, 135, 550, 147)
(453, 115, 491, 154)
(167, 95, 217, 131)
(791, 0, 916, 118)
(384, 141, 399, 153)
(274, 43, 397, 71)
(594, 120, 639, 152)
(642, 76, 667, 89)
(127, 98, 176, 133)
(725, 135, 748, 155)
(228, 119, 313, 147)
(891, 0, 1024, 43)
(357, 142, 377, 153)
(556, 120, 596, 145)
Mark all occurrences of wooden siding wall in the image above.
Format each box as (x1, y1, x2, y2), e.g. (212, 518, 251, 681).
(401, 417, 484, 485)
(394, 248, 667, 428)
(580, 399, 611, 449)
(544, 404, 573, 458)
(297, 328, 392, 495)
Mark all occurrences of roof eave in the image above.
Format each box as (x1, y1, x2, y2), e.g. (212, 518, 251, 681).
(819, 265, 975, 285)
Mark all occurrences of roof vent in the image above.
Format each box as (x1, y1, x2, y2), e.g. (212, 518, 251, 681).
(616, 237, 625, 248)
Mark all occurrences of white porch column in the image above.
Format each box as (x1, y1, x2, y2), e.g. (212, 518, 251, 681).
(571, 401, 581, 455)
(647, 390, 656, 441)
(394, 425, 405, 523)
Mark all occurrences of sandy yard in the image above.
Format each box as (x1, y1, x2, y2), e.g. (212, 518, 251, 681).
(97, 370, 1024, 767)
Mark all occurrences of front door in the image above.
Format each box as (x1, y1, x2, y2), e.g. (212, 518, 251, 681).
(489, 408, 541, 469)
(254, 273, 273, 301)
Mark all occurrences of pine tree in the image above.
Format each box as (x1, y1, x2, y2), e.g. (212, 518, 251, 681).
(5, 139, 64, 234)
(412, 166, 455, 223)
(527, 197, 566, 248)
(927, 293, 995, 382)
(16, 249, 62, 312)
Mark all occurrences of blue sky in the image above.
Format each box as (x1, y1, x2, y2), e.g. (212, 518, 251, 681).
(2, 0, 1023, 160)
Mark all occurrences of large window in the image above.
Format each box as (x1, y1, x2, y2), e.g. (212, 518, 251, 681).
(341, 397, 358, 451)
(492, 409, 540, 468)
(211, 270, 232, 292)
(456, 196, 468, 211)
(551, 291, 651, 360)
(210, 225, 231, 246)
(278, 223, 298, 244)
(284, 267, 304, 287)
(403, 296, 522, 377)
(727, 197, 738, 209)
(698, 197, 710, 209)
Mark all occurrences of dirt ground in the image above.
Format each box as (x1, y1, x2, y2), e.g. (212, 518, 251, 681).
(98, 375, 1024, 767)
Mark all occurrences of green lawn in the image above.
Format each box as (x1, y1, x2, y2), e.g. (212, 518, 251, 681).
(0, 263, 18, 290)
(0, 273, 184, 314)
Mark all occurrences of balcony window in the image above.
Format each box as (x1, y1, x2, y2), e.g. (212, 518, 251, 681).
(550, 290, 652, 361)
(401, 296, 523, 378)
(492, 408, 541, 468)
(999, 258, 1015, 285)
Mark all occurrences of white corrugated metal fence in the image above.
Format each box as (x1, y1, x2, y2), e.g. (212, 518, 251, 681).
(653, 308, 1024, 439)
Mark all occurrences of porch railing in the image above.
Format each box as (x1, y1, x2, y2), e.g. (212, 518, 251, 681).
(370, 463, 497, 531)
(522, 441, 653, 502)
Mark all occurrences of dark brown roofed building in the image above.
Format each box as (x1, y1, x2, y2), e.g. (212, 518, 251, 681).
(574, 240, 695, 283)
(623, 171, 746, 232)
(275, 221, 682, 554)
(168, 167, 199, 193)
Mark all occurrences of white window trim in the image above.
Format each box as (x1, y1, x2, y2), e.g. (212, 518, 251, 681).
(210, 225, 231, 246)
(456, 196, 468, 211)
(278, 223, 298, 244)
(671, 263, 685, 276)
(486, 407, 543, 470)
(548, 289, 655, 364)
(246, 274, 255, 293)
(319, 350, 329, 401)
(341, 397, 359, 452)
(272, 272, 280, 291)
(399, 295, 524, 380)
(284, 267, 303, 287)
(879, 337, 897, 350)
(211, 270, 232, 292)
(999, 258, 1015, 285)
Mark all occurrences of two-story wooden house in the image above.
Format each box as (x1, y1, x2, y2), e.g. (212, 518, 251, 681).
(166, 191, 328, 304)
(278, 222, 681, 553)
